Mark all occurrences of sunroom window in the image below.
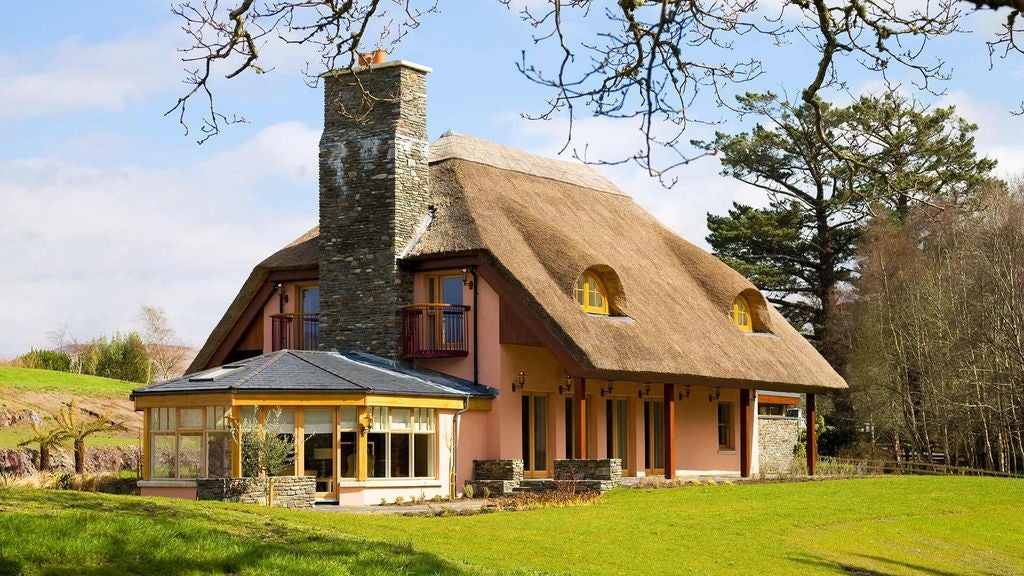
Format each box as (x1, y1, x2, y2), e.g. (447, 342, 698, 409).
(366, 407, 436, 479)
(148, 406, 232, 480)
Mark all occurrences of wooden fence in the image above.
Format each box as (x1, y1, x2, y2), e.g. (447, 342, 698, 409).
(830, 458, 1023, 479)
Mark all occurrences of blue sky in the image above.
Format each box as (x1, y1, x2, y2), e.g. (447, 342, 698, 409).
(1, 1, 1022, 357)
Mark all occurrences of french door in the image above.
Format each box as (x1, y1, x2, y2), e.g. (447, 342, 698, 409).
(521, 394, 549, 478)
(644, 399, 665, 475)
(301, 408, 337, 501)
(605, 398, 630, 474)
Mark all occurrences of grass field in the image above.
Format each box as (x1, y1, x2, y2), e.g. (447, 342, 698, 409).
(0, 367, 138, 397)
(0, 367, 140, 449)
(0, 476, 1021, 575)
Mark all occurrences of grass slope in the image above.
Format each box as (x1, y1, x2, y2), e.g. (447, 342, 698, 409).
(0, 367, 140, 449)
(0, 367, 138, 397)
(1, 476, 1022, 575)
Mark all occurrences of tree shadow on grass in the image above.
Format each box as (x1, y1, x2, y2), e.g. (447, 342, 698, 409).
(0, 490, 485, 576)
(788, 552, 1003, 576)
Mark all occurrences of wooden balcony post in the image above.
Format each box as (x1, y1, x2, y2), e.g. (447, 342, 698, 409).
(574, 378, 587, 458)
(740, 388, 752, 478)
(806, 393, 818, 476)
(664, 383, 675, 479)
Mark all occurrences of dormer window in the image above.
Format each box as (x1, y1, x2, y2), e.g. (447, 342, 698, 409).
(575, 271, 609, 315)
(730, 296, 753, 333)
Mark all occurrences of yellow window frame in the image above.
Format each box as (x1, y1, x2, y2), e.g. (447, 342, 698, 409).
(574, 272, 609, 315)
(731, 297, 753, 333)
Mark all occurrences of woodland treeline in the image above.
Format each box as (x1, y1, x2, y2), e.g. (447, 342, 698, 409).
(704, 92, 1023, 472)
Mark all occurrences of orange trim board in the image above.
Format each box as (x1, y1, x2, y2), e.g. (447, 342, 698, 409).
(133, 392, 491, 411)
(759, 394, 801, 406)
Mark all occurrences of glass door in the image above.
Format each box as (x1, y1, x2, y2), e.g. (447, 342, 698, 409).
(644, 399, 665, 475)
(302, 408, 336, 500)
(521, 394, 549, 478)
(605, 398, 630, 474)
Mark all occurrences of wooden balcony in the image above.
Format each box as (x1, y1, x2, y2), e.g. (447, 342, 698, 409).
(402, 304, 471, 359)
(271, 313, 320, 352)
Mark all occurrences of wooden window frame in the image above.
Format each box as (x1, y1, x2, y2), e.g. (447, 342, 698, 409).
(730, 297, 753, 333)
(575, 272, 609, 315)
(717, 402, 734, 451)
(366, 407, 438, 480)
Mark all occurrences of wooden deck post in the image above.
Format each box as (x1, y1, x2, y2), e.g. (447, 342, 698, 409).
(806, 393, 818, 476)
(574, 378, 587, 458)
(357, 406, 369, 481)
(664, 383, 675, 479)
(740, 388, 752, 478)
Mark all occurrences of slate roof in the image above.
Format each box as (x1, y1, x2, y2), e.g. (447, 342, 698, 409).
(136, 350, 496, 399)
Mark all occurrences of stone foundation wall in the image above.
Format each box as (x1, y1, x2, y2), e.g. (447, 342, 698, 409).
(554, 459, 622, 482)
(196, 476, 315, 510)
(758, 416, 799, 474)
(473, 459, 524, 482)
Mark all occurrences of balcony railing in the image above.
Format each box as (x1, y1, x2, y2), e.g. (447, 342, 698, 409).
(402, 304, 471, 359)
(271, 313, 320, 352)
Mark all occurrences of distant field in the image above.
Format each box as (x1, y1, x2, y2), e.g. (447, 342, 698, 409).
(0, 367, 140, 449)
(0, 367, 138, 397)
(1, 476, 1022, 575)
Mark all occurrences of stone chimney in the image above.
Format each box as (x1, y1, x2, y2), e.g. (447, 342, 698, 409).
(318, 59, 432, 360)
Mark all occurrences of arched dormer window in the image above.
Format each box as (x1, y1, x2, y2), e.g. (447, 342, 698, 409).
(575, 271, 609, 315)
(731, 296, 753, 333)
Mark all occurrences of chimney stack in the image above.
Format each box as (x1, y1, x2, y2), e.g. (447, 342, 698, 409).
(318, 59, 432, 360)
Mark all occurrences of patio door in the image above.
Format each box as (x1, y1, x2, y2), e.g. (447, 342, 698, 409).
(521, 394, 549, 478)
(644, 399, 665, 475)
(302, 408, 336, 501)
(426, 275, 464, 348)
(605, 398, 630, 474)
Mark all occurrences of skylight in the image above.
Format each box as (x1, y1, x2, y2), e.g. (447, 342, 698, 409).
(189, 365, 243, 382)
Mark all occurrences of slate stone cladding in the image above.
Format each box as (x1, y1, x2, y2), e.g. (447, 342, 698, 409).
(195, 476, 315, 509)
(318, 63, 430, 361)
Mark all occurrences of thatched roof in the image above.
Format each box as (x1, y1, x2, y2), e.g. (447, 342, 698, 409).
(190, 133, 845, 393)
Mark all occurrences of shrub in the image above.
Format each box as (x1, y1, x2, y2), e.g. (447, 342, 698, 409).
(463, 483, 475, 499)
(19, 349, 72, 372)
(394, 495, 404, 505)
(481, 486, 491, 499)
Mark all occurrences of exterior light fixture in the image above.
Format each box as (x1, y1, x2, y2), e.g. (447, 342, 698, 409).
(559, 375, 573, 395)
(600, 381, 615, 397)
(638, 383, 652, 399)
(359, 414, 375, 437)
(461, 267, 475, 289)
(512, 371, 526, 392)
(709, 387, 721, 403)
(678, 385, 691, 401)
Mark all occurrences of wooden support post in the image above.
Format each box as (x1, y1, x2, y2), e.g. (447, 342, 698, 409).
(574, 378, 587, 458)
(230, 405, 242, 478)
(740, 389, 752, 478)
(664, 383, 675, 479)
(806, 393, 818, 476)
(141, 408, 150, 481)
(357, 406, 369, 481)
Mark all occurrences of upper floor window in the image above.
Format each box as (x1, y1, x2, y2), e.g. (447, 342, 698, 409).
(730, 296, 753, 333)
(574, 271, 609, 315)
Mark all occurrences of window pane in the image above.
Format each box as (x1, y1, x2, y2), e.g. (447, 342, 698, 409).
(206, 433, 232, 479)
(206, 406, 229, 430)
(267, 408, 295, 435)
(241, 406, 257, 427)
(304, 431, 333, 491)
(151, 407, 175, 431)
(178, 434, 202, 479)
(414, 434, 433, 478)
(340, 431, 358, 478)
(565, 398, 574, 459)
(303, 409, 332, 434)
(521, 395, 531, 471)
(653, 402, 665, 469)
(414, 408, 434, 432)
(390, 409, 411, 430)
(339, 406, 358, 430)
(534, 396, 547, 471)
(441, 277, 463, 306)
(370, 407, 387, 431)
(390, 434, 411, 478)
(179, 408, 203, 429)
(302, 287, 320, 314)
(152, 434, 175, 478)
(367, 433, 386, 478)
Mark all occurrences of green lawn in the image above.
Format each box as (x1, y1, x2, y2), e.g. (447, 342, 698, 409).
(0, 476, 1021, 575)
(0, 367, 138, 397)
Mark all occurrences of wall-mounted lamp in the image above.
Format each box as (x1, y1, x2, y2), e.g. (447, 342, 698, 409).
(461, 267, 475, 289)
(359, 414, 375, 437)
(638, 383, 652, 399)
(559, 375, 574, 395)
(709, 387, 721, 403)
(512, 371, 526, 392)
(678, 385, 692, 401)
(600, 381, 615, 397)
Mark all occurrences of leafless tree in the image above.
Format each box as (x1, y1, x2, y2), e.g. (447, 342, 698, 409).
(169, 0, 1022, 182)
(137, 305, 194, 381)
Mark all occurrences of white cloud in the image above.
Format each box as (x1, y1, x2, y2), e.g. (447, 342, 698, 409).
(0, 28, 183, 117)
(0, 122, 321, 357)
